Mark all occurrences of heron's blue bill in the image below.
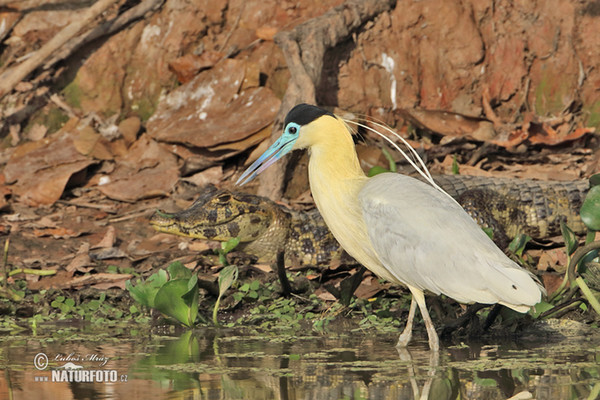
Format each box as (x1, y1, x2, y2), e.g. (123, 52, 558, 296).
(236, 135, 296, 185)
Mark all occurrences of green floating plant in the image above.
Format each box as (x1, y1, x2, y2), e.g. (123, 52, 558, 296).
(213, 265, 238, 326)
(126, 261, 199, 328)
(581, 174, 600, 231)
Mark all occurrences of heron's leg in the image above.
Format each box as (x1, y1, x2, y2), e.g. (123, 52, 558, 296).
(411, 288, 439, 352)
(396, 295, 417, 348)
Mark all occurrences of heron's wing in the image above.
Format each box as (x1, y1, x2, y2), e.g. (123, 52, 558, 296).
(359, 173, 542, 309)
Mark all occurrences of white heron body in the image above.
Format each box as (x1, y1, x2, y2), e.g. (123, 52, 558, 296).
(305, 115, 541, 310)
(238, 104, 544, 351)
(360, 174, 542, 310)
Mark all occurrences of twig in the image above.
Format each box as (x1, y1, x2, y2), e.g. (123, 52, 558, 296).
(57, 199, 117, 214)
(44, 0, 165, 69)
(109, 209, 154, 223)
(258, 0, 397, 199)
(0, 0, 121, 99)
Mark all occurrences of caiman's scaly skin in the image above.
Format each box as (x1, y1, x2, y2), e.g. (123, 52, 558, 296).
(151, 184, 342, 266)
(150, 175, 588, 267)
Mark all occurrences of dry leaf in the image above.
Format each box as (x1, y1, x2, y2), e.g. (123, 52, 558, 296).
(181, 166, 223, 187)
(32, 227, 81, 239)
(66, 243, 94, 273)
(5, 133, 95, 206)
(92, 226, 116, 249)
(97, 135, 178, 202)
(73, 126, 114, 160)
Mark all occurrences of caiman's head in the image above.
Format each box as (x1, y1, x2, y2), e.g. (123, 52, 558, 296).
(150, 184, 280, 242)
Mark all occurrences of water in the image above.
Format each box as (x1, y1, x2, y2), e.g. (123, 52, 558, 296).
(1, 325, 599, 400)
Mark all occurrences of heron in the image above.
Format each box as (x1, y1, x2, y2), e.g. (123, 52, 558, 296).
(237, 103, 544, 351)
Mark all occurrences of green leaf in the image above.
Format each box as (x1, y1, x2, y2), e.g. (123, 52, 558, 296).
(221, 237, 240, 255)
(482, 227, 494, 240)
(239, 283, 250, 292)
(560, 222, 579, 255)
(154, 278, 198, 327)
(530, 300, 554, 318)
(126, 269, 168, 308)
(107, 265, 118, 273)
(451, 154, 460, 175)
(213, 265, 239, 325)
(167, 261, 192, 279)
(381, 147, 397, 173)
(181, 274, 199, 326)
(589, 173, 600, 187)
(581, 185, 600, 231)
(508, 233, 531, 257)
(218, 265, 239, 297)
(367, 166, 389, 177)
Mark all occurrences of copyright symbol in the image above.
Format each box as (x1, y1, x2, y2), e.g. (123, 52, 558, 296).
(34, 353, 48, 370)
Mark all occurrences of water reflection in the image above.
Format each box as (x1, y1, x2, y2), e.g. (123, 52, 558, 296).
(1, 327, 599, 399)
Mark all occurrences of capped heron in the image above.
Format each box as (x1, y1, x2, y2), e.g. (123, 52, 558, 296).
(237, 103, 544, 351)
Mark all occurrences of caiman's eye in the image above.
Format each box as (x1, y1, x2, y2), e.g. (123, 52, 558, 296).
(216, 194, 231, 203)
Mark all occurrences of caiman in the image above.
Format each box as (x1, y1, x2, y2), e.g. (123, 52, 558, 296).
(150, 175, 588, 267)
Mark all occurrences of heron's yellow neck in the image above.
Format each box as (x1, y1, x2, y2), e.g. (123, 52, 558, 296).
(302, 117, 366, 186)
(303, 117, 393, 280)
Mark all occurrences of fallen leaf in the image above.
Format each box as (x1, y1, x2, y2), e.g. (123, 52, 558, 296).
(181, 166, 223, 187)
(118, 116, 141, 145)
(537, 248, 567, 273)
(65, 243, 94, 273)
(528, 124, 594, 145)
(354, 276, 390, 299)
(89, 247, 128, 260)
(541, 272, 563, 296)
(188, 241, 211, 252)
(4, 133, 95, 206)
(92, 225, 116, 249)
(315, 287, 337, 301)
(28, 270, 73, 291)
(73, 125, 114, 160)
(32, 227, 81, 239)
(64, 273, 133, 290)
(396, 108, 496, 141)
(96, 135, 178, 202)
(251, 264, 272, 273)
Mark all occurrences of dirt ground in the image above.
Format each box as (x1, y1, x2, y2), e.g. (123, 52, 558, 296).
(0, 0, 598, 329)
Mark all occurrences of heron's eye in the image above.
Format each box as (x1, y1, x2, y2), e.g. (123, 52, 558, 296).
(288, 126, 298, 135)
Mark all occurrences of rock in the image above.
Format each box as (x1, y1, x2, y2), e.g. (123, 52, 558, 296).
(63, 0, 224, 120)
(147, 58, 280, 149)
(336, 0, 600, 128)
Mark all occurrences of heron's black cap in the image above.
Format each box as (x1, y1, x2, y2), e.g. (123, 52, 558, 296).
(284, 104, 335, 127)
